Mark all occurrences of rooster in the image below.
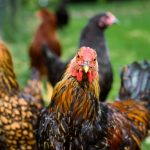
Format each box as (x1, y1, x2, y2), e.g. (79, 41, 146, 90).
(118, 60, 150, 102)
(0, 41, 41, 150)
(38, 47, 150, 150)
(29, 8, 61, 77)
(42, 12, 118, 101)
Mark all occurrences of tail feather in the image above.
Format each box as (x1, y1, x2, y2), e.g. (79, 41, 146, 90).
(24, 68, 44, 110)
(111, 99, 150, 147)
(118, 60, 150, 110)
(55, 0, 70, 28)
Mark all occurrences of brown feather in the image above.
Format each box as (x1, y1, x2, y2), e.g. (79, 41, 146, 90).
(29, 8, 61, 77)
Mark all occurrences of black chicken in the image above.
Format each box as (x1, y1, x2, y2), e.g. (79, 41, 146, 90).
(55, 0, 70, 28)
(43, 12, 118, 101)
(42, 44, 68, 86)
(79, 12, 117, 101)
(118, 60, 150, 102)
(38, 47, 150, 150)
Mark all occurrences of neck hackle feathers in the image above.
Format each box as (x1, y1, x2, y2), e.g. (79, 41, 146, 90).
(50, 47, 100, 121)
(0, 41, 19, 92)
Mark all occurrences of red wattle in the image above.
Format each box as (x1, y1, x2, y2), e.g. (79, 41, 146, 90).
(88, 71, 97, 83)
(88, 71, 93, 83)
(77, 69, 82, 81)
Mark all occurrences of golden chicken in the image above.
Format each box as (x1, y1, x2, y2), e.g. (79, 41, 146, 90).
(23, 68, 44, 110)
(38, 47, 150, 150)
(0, 41, 40, 150)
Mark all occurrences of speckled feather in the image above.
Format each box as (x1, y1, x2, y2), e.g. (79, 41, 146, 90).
(0, 42, 39, 150)
(23, 67, 44, 110)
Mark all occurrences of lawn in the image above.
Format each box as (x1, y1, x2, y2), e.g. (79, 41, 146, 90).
(3, 0, 150, 149)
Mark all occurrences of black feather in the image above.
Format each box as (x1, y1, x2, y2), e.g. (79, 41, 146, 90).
(42, 43, 67, 85)
(118, 60, 150, 109)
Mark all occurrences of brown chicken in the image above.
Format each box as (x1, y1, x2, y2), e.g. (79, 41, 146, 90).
(29, 8, 61, 77)
(0, 41, 40, 150)
(38, 47, 150, 150)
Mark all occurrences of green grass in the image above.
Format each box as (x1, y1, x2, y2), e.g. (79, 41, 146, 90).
(3, 0, 150, 149)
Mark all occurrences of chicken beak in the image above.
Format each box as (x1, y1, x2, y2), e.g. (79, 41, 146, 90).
(113, 18, 119, 24)
(107, 12, 119, 25)
(83, 65, 89, 73)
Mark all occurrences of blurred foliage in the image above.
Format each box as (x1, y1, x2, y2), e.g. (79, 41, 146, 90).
(99, 0, 150, 2)
(0, 0, 22, 41)
(1, 0, 149, 41)
(70, 0, 97, 3)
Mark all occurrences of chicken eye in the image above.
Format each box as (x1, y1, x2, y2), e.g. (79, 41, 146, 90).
(77, 54, 80, 59)
(93, 58, 96, 61)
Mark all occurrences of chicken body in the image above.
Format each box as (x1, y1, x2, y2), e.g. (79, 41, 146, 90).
(23, 68, 44, 110)
(55, 0, 70, 28)
(0, 42, 39, 150)
(38, 47, 150, 150)
(29, 8, 61, 77)
(43, 12, 117, 101)
(42, 44, 68, 86)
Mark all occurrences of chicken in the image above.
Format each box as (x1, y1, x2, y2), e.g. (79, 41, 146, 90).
(118, 60, 150, 102)
(55, 0, 70, 29)
(29, 8, 61, 77)
(42, 12, 117, 101)
(42, 44, 68, 86)
(0, 41, 40, 150)
(79, 12, 117, 101)
(38, 47, 150, 150)
(23, 68, 44, 110)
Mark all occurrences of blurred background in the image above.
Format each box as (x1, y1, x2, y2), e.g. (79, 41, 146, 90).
(0, 0, 150, 149)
